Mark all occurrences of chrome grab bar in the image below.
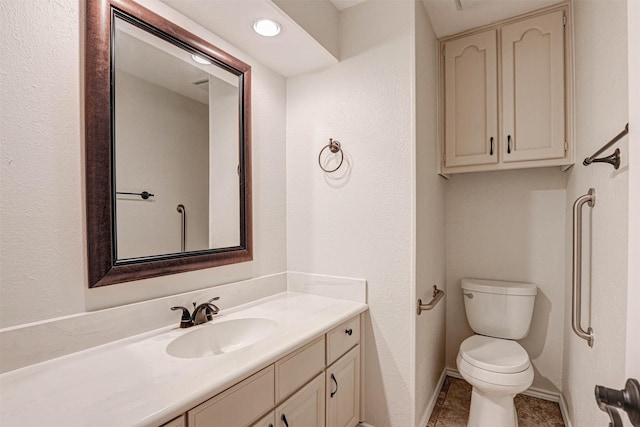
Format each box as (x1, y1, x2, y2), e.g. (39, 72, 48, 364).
(417, 285, 445, 315)
(177, 204, 186, 252)
(572, 188, 595, 347)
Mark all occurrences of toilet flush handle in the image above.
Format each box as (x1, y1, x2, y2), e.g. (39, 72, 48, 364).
(463, 292, 474, 299)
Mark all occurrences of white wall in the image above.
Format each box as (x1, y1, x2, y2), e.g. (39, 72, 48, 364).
(0, 0, 287, 327)
(414, 1, 447, 425)
(562, 0, 629, 425)
(286, 1, 418, 424)
(445, 168, 568, 394)
(209, 89, 241, 248)
(115, 71, 210, 258)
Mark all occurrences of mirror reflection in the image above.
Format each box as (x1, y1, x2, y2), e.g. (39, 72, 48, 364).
(113, 16, 240, 260)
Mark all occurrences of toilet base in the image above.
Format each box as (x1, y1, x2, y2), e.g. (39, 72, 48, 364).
(467, 388, 518, 427)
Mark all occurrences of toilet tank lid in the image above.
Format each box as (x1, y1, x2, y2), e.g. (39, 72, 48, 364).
(461, 278, 537, 296)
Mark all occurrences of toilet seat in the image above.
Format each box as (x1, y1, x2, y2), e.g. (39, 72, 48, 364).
(459, 335, 530, 374)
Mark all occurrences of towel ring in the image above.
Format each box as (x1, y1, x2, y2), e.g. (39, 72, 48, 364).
(318, 138, 344, 173)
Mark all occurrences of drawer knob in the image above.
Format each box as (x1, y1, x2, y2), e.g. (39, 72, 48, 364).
(281, 414, 289, 427)
(345, 328, 353, 336)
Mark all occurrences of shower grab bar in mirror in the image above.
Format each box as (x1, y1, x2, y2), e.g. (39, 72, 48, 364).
(417, 285, 445, 315)
(116, 191, 154, 200)
(177, 204, 186, 253)
(572, 188, 595, 347)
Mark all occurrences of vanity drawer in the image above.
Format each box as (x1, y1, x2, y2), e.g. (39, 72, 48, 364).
(160, 415, 185, 427)
(188, 365, 275, 427)
(275, 336, 325, 403)
(326, 316, 360, 365)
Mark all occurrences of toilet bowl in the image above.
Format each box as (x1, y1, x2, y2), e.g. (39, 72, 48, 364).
(457, 335, 534, 427)
(456, 278, 537, 427)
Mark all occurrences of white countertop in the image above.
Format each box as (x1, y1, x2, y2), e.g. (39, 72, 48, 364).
(0, 292, 367, 427)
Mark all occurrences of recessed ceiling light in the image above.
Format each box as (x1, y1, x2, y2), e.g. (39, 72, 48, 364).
(191, 54, 212, 65)
(252, 18, 281, 37)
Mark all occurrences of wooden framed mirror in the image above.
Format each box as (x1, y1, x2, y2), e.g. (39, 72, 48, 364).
(85, 0, 252, 287)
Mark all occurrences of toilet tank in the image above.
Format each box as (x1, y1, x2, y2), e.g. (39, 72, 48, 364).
(461, 278, 537, 340)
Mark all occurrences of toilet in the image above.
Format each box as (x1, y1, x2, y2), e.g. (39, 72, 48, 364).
(456, 278, 537, 427)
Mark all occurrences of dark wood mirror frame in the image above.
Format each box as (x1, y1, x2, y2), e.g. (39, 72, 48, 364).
(85, 0, 252, 288)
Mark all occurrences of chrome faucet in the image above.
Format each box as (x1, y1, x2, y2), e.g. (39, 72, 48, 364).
(171, 297, 220, 328)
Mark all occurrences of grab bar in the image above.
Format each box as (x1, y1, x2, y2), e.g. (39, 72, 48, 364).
(417, 285, 445, 315)
(572, 188, 595, 347)
(177, 204, 186, 252)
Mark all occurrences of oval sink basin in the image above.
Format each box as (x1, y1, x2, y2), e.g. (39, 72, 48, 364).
(166, 318, 278, 359)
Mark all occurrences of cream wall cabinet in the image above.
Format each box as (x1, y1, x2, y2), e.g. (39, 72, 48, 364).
(179, 314, 363, 427)
(443, 29, 498, 168)
(440, 4, 573, 174)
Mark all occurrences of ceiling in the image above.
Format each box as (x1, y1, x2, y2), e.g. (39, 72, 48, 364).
(158, 0, 564, 78)
(161, 0, 339, 77)
(330, 0, 368, 11)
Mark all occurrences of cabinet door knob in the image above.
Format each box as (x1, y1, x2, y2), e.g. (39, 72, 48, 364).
(330, 373, 339, 398)
(490, 137, 494, 155)
(345, 328, 353, 336)
(281, 414, 289, 427)
(507, 135, 512, 154)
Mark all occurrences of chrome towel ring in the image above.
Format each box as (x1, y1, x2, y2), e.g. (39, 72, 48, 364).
(318, 138, 344, 173)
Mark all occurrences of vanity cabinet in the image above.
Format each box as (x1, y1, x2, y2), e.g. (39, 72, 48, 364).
(326, 346, 360, 427)
(440, 4, 573, 174)
(276, 373, 326, 427)
(253, 411, 276, 427)
(184, 314, 362, 427)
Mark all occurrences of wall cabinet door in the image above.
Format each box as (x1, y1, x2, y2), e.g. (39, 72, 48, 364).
(444, 29, 498, 168)
(501, 10, 566, 163)
(276, 373, 325, 427)
(326, 346, 360, 427)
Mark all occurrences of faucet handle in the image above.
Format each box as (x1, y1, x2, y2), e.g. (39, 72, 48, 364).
(204, 297, 221, 320)
(171, 306, 193, 328)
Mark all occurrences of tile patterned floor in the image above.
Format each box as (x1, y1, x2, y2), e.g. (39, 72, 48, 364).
(427, 376, 565, 427)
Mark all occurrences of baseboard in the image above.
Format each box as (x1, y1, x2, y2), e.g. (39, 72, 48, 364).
(445, 368, 573, 426)
(559, 393, 573, 427)
(416, 369, 448, 427)
(445, 367, 463, 379)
